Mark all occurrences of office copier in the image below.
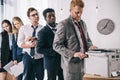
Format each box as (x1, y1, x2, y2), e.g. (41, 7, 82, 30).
(84, 48, 120, 77)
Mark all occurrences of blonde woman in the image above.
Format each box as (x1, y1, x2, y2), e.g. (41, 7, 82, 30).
(12, 17, 23, 80)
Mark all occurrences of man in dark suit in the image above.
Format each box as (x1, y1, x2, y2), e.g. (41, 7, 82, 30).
(36, 8, 64, 80)
(53, 0, 97, 80)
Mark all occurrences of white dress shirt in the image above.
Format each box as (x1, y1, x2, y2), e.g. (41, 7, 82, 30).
(71, 19, 85, 52)
(17, 23, 43, 59)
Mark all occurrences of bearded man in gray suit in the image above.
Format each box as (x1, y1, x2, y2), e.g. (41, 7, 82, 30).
(53, 0, 97, 80)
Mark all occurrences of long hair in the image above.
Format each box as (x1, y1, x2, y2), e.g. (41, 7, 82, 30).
(12, 16, 24, 41)
(1, 19, 12, 33)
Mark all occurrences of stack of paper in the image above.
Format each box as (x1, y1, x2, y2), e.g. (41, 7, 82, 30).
(3, 61, 24, 77)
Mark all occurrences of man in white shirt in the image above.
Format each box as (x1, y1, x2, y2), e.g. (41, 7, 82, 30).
(17, 7, 44, 80)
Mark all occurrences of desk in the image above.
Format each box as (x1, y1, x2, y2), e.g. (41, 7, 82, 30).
(83, 74, 120, 80)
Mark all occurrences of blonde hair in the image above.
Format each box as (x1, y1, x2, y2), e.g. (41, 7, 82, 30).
(70, 0, 84, 9)
(12, 16, 24, 41)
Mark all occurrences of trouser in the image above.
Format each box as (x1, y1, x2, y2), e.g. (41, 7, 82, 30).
(17, 55, 23, 80)
(57, 67, 64, 80)
(22, 53, 44, 80)
(47, 66, 64, 80)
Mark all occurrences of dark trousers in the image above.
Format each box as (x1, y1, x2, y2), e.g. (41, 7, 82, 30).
(17, 55, 23, 80)
(47, 66, 64, 80)
(17, 74, 23, 80)
(57, 67, 64, 80)
(22, 53, 44, 80)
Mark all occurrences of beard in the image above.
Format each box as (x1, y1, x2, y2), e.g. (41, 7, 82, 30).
(48, 22, 56, 27)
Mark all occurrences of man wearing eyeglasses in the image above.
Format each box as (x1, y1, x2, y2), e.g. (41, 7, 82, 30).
(17, 7, 44, 80)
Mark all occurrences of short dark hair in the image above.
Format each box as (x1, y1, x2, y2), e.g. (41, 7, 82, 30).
(43, 8, 55, 19)
(27, 7, 37, 17)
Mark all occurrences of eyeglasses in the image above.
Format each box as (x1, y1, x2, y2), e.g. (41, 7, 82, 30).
(30, 13, 39, 17)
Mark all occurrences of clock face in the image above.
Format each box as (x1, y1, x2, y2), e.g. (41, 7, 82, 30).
(97, 19, 115, 35)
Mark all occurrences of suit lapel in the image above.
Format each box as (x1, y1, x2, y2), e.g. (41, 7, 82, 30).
(46, 25, 54, 37)
(67, 18, 80, 46)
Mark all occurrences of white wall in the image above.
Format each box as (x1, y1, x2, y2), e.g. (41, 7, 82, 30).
(82, 0, 120, 48)
(0, 5, 3, 32)
(48, 0, 70, 23)
(2, 0, 48, 26)
(1, 0, 120, 49)
(48, 0, 120, 49)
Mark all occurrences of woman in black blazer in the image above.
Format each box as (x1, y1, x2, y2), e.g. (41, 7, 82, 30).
(0, 19, 13, 80)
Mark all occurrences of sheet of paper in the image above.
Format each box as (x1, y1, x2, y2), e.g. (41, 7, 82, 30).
(3, 61, 14, 75)
(10, 61, 24, 77)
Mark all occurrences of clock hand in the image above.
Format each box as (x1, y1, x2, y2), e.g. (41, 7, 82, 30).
(101, 20, 110, 31)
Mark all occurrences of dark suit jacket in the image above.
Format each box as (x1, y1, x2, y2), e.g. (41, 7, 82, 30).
(36, 25, 61, 71)
(12, 34, 23, 61)
(1, 31, 12, 67)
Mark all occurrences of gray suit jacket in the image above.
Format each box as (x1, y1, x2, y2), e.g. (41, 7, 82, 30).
(53, 16, 93, 80)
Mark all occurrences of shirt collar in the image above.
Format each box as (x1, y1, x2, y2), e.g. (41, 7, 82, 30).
(47, 23, 57, 30)
(70, 15, 81, 24)
(30, 23, 39, 29)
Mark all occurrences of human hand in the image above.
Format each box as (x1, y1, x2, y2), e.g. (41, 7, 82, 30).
(26, 36, 37, 42)
(73, 52, 88, 59)
(13, 60, 18, 65)
(26, 36, 37, 47)
(27, 40, 36, 48)
(26, 36, 33, 42)
(89, 45, 97, 49)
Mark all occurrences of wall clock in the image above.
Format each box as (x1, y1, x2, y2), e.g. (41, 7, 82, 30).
(97, 19, 115, 35)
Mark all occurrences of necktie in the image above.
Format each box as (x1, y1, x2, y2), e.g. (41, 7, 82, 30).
(30, 26, 37, 56)
(75, 22, 87, 52)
